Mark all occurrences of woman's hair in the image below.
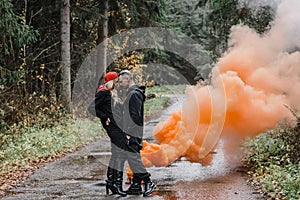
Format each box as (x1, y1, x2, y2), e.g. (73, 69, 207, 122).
(104, 79, 115, 90)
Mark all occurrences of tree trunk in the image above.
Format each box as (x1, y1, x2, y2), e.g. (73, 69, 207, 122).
(60, 0, 71, 113)
(97, 0, 108, 84)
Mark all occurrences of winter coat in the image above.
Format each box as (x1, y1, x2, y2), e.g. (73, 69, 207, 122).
(88, 86, 125, 148)
(122, 85, 146, 151)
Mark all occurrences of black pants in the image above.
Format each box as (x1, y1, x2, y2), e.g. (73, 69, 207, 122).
(106, 127, 127, 171)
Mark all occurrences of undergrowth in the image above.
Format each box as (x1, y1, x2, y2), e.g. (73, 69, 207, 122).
(244, 108, 300, 200)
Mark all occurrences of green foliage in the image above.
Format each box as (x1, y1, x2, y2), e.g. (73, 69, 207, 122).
(0, 67, 25, 87)
(0, 93, 64, 128)
(210, 0, 271, 50)
(277, 107, 300, 163)
(110, 0, 167, 33)
(256, 164, 300, 199)
(106, 0, 169, 84)
(204, 0, 274, 58)
(150, 0, 212, 82)
(244, 133, 290, 166)
(0, 0, 38, 57)
(244, 127, 300, 199)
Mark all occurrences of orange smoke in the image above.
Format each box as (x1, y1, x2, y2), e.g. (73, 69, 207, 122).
(136, 0, 299, 169)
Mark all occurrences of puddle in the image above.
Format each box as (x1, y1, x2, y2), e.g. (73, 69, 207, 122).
(152, 185, 178, 199)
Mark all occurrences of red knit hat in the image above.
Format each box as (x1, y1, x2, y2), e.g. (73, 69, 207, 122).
(104, 72, 118, 83)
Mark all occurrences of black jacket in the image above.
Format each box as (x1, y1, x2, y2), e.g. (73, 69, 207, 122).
(122, 85, 146, 140)
(88, 87, 123, 131)
(88, 87, 128, 150)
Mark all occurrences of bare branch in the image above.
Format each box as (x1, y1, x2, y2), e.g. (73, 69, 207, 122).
(32, 42, 60, 62)
(29, 7, 43, 26)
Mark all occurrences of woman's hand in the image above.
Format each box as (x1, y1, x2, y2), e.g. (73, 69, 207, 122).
(106, 118, 110, 125)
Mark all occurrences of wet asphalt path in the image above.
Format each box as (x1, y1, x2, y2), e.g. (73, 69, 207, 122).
(2, 94, 264, 200)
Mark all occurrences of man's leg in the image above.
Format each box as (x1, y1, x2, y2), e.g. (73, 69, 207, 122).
(126, 151, 144, 195)
(126, 151, 156, 196)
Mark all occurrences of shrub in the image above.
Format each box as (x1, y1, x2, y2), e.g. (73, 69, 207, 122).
(244, 127, 300, 199)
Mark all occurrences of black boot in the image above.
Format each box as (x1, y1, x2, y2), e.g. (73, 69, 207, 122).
(143, 180, 156, 197)
(141, 173, 156, 197)
(126, 175, 142, 195)
(113, 170, 127, 197)
(126, 182, 142, 195)
(105, 167, 117, 195)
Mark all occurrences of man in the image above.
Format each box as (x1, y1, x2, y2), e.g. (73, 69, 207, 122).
(118, 70, 156, 197)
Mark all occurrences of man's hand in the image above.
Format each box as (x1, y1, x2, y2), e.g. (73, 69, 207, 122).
(126, 134, 131, 145)
(106, 118, 110, 125)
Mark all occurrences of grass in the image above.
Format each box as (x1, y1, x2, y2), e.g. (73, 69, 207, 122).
(146, 84, 186, 94)
(0, 118, 103, 174)
(144, 96, 170, 119)
(144, 84, 185, 119)
(0, 117, 105, 197)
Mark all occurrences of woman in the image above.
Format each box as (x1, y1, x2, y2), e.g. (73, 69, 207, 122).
(90, 71, 127, 196)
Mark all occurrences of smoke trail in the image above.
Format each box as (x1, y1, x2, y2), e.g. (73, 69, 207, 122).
(140, 0, 299, 167)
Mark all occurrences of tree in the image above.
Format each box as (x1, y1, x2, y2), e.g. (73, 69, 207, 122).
(162, 0, 274, 80)
(97, 0, 108, 82)
(0, 0, 38, 69)
(60, 0, 71, 113)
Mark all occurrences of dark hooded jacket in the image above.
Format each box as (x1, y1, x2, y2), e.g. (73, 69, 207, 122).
(122, 85, 146, 150)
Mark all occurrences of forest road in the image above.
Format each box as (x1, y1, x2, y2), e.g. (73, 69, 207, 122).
(2, 94, 265, 200)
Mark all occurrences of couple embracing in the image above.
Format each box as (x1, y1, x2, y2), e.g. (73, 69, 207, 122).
(89, 70, 156, 197)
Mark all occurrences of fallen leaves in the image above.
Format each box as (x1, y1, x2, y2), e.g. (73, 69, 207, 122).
(0, 154, 66, 199)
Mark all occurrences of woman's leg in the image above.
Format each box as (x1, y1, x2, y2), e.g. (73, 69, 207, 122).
(105, 143, 116, 195)
(113, 144, 127, 195)
(106, 129, 127, 196)
(106, 143, 127, 196)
